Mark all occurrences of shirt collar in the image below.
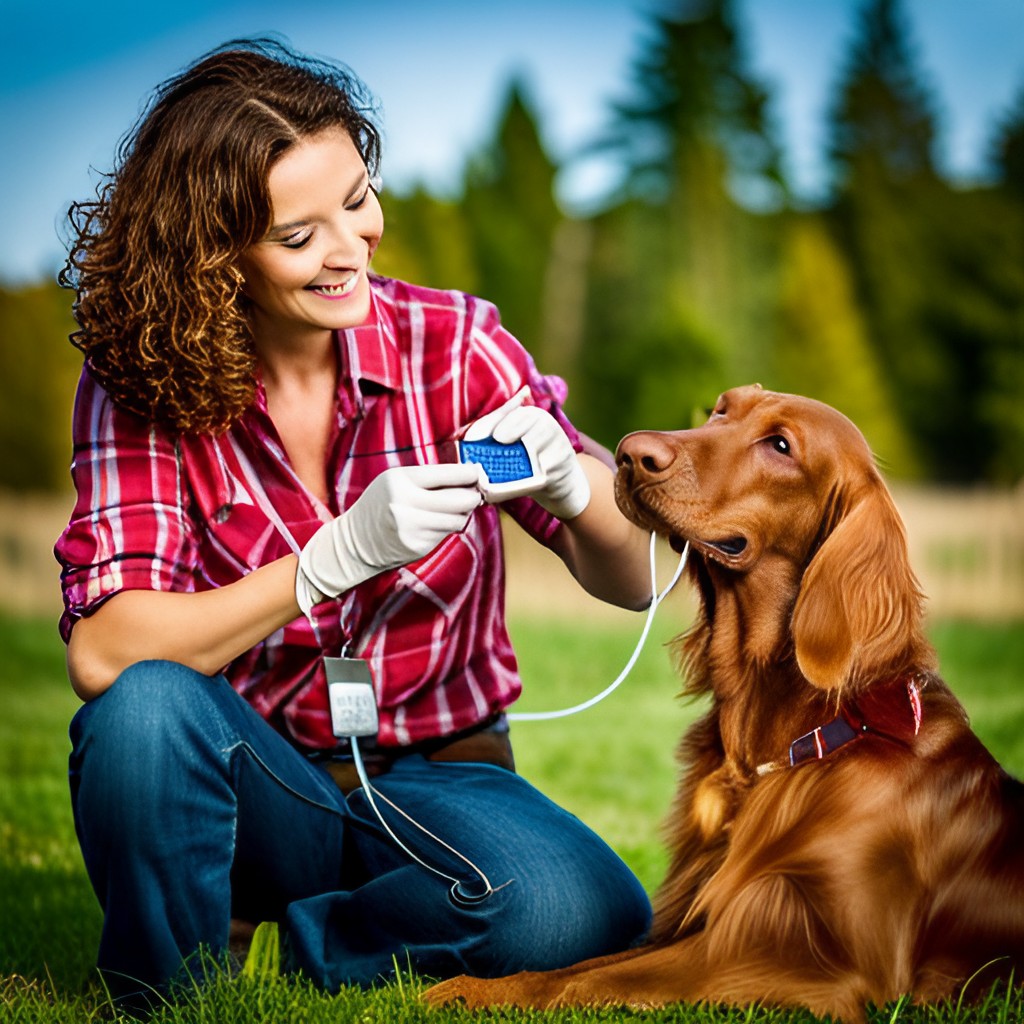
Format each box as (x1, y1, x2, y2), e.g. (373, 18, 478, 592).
(251, 278, 400, 421)
(338, 277, 401, 394)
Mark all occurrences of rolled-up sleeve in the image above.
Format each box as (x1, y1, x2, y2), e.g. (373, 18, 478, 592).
(54, 369, 198, 642)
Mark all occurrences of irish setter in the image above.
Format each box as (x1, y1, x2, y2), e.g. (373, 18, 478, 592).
(427, 385, 1024, 1020)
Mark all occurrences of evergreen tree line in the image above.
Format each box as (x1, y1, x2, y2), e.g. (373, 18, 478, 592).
(376, 0, 1024, 484)
(2, 0, 1021, 491)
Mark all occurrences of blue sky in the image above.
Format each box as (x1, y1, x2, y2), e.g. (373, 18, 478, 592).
(1, 0, 1022, 283)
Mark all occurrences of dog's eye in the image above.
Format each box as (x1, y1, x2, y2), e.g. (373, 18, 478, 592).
(767, 435, 791, 456)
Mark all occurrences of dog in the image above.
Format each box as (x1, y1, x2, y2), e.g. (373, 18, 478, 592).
(426, 384, 1024, 1021)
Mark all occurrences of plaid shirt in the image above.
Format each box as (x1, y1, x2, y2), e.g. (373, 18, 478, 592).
(56, 275, 581, 749)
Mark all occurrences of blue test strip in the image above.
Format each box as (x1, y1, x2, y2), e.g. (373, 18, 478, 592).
(458, 437, 536, 483)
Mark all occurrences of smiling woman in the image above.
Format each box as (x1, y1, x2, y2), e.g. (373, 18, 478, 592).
(59, 43, 382, 437)
(52, 34, 655, 1017)
(236, 128, 386, 502)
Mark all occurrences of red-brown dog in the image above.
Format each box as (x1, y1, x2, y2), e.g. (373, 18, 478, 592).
(426, 384, 1024, 1020)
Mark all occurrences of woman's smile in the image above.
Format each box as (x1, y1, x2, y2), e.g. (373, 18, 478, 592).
(308, 274, 360, 299)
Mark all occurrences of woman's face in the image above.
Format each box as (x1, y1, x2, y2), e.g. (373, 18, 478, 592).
(238, 127, 383, 348)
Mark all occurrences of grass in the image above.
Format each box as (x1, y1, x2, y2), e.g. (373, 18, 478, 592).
(0, 609, 1022, 1022)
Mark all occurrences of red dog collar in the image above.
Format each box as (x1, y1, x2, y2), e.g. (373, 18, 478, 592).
(756, 673, 925, 777)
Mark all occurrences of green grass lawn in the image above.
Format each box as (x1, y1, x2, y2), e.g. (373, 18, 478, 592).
(1, 610, 1022, 1022)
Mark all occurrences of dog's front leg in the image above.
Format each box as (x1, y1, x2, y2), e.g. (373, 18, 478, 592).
(423, 939, 708, 1010)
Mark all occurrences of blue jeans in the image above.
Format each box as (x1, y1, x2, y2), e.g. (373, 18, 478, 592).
(68, 660, 651, 1004)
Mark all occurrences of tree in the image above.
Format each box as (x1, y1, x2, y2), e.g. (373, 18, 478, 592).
(597, 0, 787, 337)
(981, 84, 1024, 480)
(990, 82, 1024, 202)
(771, 216, 918, 476)
(372, 186, 480, 296)
(603, 0, 786, 210)
(571, 197, 729, 448)
(827, 0, 939, 194)
(568, 0, 788, 446)
(460, 78, 565, 371)
(824, 0, 995, 481)
(0, 282, 82, 491)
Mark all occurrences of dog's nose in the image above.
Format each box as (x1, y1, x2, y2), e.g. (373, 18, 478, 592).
(616, 431, 679, 478)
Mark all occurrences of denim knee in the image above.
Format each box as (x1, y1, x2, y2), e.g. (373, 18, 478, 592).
(68, 660, 240, 825)
(72, 659, 234, 755)
(464, 847, 651, 976)
(349, 758, 653, 978)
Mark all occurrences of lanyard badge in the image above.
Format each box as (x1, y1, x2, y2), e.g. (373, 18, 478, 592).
(324, 656, 379, 738)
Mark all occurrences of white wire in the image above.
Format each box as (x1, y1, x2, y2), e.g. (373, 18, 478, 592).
(341, 531, 686, 902)
(350, 733, 495, 902)
(507, 531, 688, 722)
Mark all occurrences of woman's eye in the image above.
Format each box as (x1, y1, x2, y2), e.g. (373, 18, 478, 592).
(280, 233, 312, 250)
(346, 189, 370, 211)
(768, 435, 791, 455)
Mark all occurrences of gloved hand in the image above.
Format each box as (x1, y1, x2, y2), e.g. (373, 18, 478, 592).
(296, 463, 485, 616)
(465, 388, 591, 521)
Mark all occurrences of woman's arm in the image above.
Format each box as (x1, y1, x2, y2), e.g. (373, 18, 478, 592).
(548, 454, 653, 611)
(67, 555, 301, 701)
(67, 460, 489, 701)
(473, 399, 653, 611)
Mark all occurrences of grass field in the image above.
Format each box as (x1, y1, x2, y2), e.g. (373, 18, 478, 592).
(1, 609, 1022, 1022)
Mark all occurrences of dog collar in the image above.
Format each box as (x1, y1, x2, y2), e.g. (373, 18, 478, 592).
(755, 673, 925, 778)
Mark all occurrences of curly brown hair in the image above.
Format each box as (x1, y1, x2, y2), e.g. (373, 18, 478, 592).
(60, 38, 382, 435)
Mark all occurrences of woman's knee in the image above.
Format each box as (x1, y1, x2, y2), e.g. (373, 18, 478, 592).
(378, 762, 652, 973)
(464, 845, 651, 976)
(70, 660, 236, 776)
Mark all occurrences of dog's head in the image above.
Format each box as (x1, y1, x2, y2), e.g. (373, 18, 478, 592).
(615, 384, 930, 692)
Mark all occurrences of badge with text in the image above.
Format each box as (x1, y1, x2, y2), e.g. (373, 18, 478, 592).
(324, 657, 379, 738)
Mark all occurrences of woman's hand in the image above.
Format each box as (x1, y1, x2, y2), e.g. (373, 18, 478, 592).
(296, 463, 485, 615)
(465, 390, 591, 521)
(467, 390, 650, 612)
(69, 463, 486, 699)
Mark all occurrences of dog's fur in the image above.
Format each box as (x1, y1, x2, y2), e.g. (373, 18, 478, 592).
(426, 385, 1024, 1020)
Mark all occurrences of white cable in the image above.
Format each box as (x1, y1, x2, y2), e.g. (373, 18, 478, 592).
(507, 532, 688, 722)
(342, 531, 687, 903)
(350, 734, 495, 905)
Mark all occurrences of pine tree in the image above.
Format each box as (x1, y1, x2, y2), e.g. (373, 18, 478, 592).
(991, 82, 1024, 201)
(600, 0, 786, 332)
(460, 78, 564, 371)
(828, 0, 939, 193)
(571, 0, 787, 445)
(825, 0, 977, 479)
(604, 0, 786, 209)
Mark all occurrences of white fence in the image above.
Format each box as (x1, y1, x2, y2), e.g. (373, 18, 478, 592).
(1, 486, 1022, 623)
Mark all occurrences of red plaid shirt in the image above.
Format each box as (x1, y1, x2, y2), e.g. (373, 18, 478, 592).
(56, 276, 581, 749)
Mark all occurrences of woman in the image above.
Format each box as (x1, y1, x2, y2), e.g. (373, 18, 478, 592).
(56, 37, 653, 1008)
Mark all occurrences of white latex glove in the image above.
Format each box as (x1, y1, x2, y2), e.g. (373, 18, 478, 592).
(466, 388, 590, 521)
(296, 463, 484, 616)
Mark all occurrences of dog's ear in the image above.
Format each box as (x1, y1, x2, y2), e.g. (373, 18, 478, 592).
(792, 481, 925, 692)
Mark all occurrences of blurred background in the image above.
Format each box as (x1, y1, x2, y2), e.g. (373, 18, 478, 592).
(1, 0, 1022, 621)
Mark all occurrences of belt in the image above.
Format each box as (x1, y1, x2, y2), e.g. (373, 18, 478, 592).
(313, 715, 515, 796)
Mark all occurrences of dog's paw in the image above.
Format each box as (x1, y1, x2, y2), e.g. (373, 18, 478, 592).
(422, 972, 551, 1009)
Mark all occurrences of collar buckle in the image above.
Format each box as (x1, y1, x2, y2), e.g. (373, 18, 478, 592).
(788, 714, 862, 766)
